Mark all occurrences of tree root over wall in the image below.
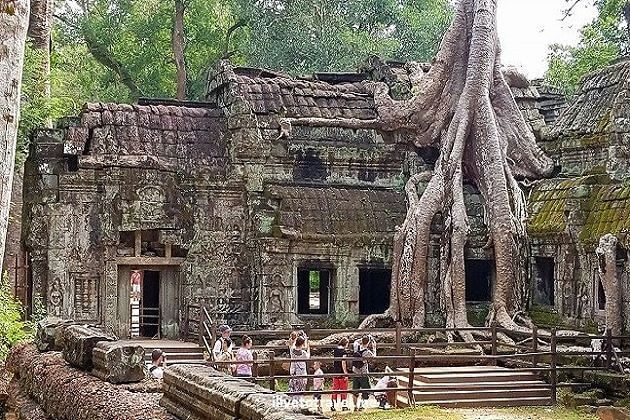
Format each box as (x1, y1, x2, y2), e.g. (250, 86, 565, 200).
(358, 0, 555, 342)
(6, 343, 175, 420)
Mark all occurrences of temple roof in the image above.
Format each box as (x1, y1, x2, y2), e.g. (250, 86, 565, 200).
(550, 58, 630, 137)
(528, 174, 630, 246)
(207, 61, 377, 121)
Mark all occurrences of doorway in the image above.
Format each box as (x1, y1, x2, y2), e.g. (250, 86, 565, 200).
(359, 268, 391, 315)
(140, 270, 160, 338)
(465, 259, 494, 302)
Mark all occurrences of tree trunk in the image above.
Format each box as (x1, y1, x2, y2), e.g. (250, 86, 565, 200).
(172, 0, 187, 100)
(360, 0, 554, 335)
(0, 0, 29, 276)
(27, 0, 53, 127)
(596, 234, 622, 336)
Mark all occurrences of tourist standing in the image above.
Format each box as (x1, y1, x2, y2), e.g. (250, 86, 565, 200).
(213, 324, 234, 373)
(312, 361, 324, 413)
(331, 337, 349, 411)
(235, 335, 254, 378)
(288, 335, 310, 402)
(351, 336, 374, 411)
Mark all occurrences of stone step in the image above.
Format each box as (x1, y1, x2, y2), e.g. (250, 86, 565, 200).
(412, 370, 540, 383)
(409, 387, 551, 402)
(397, 395, 552, 408)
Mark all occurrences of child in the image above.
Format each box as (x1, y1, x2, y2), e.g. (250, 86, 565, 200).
(373, 367, 398, 409)
(288, 336, 309, 402)
(235, 335, 253, 378)
(312, 361, 324, 413)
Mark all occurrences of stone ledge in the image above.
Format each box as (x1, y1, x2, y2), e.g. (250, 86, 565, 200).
(161, 364, 329, 420)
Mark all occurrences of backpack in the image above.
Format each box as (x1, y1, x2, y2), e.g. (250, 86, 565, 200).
(352, 349, 366, 369)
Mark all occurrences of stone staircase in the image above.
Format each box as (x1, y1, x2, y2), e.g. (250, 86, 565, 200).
(123, 340, 207, 365)
(395, 366, 552, 408)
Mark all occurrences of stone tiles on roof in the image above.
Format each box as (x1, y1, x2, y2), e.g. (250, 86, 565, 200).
(207, 61, 377, 121)
(528, 174, 630, 246)
(550, 59, 630, 137)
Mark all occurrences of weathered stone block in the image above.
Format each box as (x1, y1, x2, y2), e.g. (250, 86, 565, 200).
(91, 341, 146, 384)
(62, 325, 113, 370)
(35, 317, 72, 352)
(161, 364, 328, 420)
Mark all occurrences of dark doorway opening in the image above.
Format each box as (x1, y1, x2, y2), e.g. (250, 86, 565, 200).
(297, 268, 330, 314)
(534, 257, 555, 306)
(597, 279, 606, 311)
(141, 270, 160, 338)
(465, 259, 493, 302)
(359, 268, 392, 315)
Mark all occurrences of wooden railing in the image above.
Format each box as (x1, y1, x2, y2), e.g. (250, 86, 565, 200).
(199, 305, 215, 359)
(208, 325, 630, 406)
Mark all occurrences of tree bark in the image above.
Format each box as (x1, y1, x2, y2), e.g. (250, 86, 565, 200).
(172, 0, 187, 100)
(27, 0, 53, 127)
(0, 0, 29, 276)
(360, 0, 554, 335)
(596, 234, 622, 336)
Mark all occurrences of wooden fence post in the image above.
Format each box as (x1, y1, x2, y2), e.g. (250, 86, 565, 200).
(407, 353, 416, 407)
(269, 352, 276, 391)
(491, 323, 497, 366)
(252, 352, 259, 379)
(395, 322, 402, 357)
(605, 328, 613, 370)
(550, 327, 557, 405)
(532, 325, 538, 367)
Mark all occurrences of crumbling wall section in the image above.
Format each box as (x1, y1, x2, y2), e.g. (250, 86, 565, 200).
(6, 343, 175, 420)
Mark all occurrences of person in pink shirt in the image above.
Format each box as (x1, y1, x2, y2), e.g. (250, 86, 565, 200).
(235, 335, 253, 378)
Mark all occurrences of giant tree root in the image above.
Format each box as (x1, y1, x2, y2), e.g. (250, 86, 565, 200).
(356, 0, 555, 335)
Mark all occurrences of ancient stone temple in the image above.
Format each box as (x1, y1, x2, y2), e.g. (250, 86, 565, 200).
(18, 57, 630, 338)
(527, 59, 630, 331)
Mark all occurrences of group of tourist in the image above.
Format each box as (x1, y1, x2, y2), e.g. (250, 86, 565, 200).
(211, 324, 396, 412)
(147, 324, 397, 412)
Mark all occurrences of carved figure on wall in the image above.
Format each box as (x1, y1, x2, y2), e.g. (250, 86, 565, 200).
(49, 278, 63, 317)
(137, 186, 166, 223)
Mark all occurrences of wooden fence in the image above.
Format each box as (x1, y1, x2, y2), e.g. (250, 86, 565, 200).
(206, 324, 630, 406)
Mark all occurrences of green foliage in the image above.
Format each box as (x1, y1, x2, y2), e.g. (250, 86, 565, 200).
(0, 272, 31, 361)
(545, 0, 629, 96)
(237, 0, 452, 75)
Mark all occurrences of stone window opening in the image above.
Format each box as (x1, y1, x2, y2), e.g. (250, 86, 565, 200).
(465, 259, 494, 302)
(533, 257, 555, 306)
(66, 155, 79, 172)
(359, 268, 392, 315)
(297, 268, 330, 315)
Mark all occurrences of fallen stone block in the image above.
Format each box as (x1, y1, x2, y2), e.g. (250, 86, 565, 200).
(91, 341, 146, 384)
(35, 317, 73, 352)
(161, 364, 328, 420)
(62, 325, 114, 370)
